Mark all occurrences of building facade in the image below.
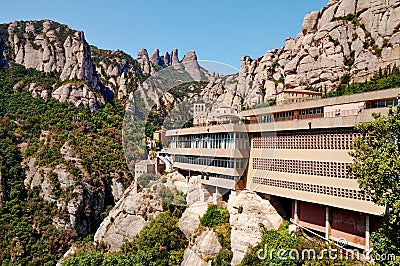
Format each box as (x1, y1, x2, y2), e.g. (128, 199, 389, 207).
(135, 159, 156, 178)
(276, 89, 322, 105)
(165, 88, 400, 250)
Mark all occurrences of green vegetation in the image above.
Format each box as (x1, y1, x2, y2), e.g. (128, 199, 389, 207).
(332, 13, 361, 26)
(323, 65, 400, 98)
(137, 173, 159, 189)
(198, 205, 232, 265)
(349, 106, 400, 265)
(344, 50, 355, 67)
(252, 98, 276, 109)
(212, 222, 233, 266)
(0, 63, 134, 264)
(63, 211, 188, 266)
(200, 204, 230, 227)
(158, 185, 187, 212)
(0, 118, 77, 265)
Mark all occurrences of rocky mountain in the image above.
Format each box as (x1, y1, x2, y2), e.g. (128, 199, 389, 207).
(3, 0, 400, 113)
(0, 19, 210, 112)
(1, 0, 400, 264)
(233, 0, 400, 106)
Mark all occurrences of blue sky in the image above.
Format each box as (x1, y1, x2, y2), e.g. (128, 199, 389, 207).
(1, 0, 327, 71)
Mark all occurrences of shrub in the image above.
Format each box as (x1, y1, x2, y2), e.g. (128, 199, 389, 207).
(137, 173, 158, 188)
(213, 249, 233, 266)
(200, 205, 230, 227)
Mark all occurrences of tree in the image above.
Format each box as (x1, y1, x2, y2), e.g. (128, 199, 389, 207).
(349, 106, 400, 265)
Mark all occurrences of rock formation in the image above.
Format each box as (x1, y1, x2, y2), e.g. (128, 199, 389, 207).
(52, 83, 105, 111)
(149, 48, 164, 67)
(182, 50, 202, 80)
(182, 229, 222, 266)
(94, 185, 163, 251)
(234, 0, 400, 107)
(4, 20, 99, 87)
(23, 150, 106, 236)
(178, 203, 208, 236)
(228, 191, 283, 265)
(171, 48, 180, 66)
(137, 48, 155, 76)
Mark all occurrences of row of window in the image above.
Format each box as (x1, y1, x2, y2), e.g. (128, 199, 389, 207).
(252, 177, 371, 201)
(201, 173, 241, 181)
(368, 99, 398, 108)
(252, 129, 361, 150)
(174, 155, 246, 169)
(252, 158, 352, 179)
(274, 111, 295, 119)
(169, 133, 248, 150)
(299, 107, 324, 116)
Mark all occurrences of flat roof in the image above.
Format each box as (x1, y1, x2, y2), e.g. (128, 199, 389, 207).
(276, 89, 322, 95)
(135, 159, 154, 166)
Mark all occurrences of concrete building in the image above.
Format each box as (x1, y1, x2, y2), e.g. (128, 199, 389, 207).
(153, 130, 167, 147)
(276, 89, 322, 105)
(193, 102, 240, 127)
(164, 88, 400, 250)
(135, 159, 156, 178)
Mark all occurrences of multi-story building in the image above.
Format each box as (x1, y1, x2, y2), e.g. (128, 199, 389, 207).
(276, 88, 322, 105)
(165, 87, 400, 250)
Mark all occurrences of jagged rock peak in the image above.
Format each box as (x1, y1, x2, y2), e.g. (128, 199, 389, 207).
(171, 48, 179, 65)
(149, 48, 164, 66)
(137, 48, 149, 60)
(182, 50, 198, 62)
(181, 50, 202, 80)
(136, 48, 154, 75)
(164, 51, 171, 65)
(1, 20, 99, 89)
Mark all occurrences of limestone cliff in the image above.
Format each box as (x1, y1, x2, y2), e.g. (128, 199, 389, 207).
(2, 20, 99, 87)
(235, 0, 400, 107)
(23, 150, 105, 236)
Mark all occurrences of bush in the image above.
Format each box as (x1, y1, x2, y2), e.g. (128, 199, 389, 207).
(137, 173, 158, 188)
(200, 205, 230, 227)
(213, 249, 233, 266)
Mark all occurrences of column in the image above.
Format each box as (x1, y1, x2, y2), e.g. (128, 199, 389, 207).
(199, 183, 205, 203)
(294, 200, 299, 223)
(325, 206, 331, 240)
(366, 214, 370, 251)
(213, 186, 219, 204)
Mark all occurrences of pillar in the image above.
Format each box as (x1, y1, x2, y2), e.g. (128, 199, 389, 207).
(325, 206, 331, 240)
(199, 183, 205, 203)
(366, 214, 370, 251)
(213, 186, 219, 204)
(294, 200, 299, 223)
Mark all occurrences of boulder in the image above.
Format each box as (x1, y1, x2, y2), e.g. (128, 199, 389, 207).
(228, 191, 283, 265)
(182, 229, 222, 266)
(178, 203, 208, 236)
(94, 185, 163, 251)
